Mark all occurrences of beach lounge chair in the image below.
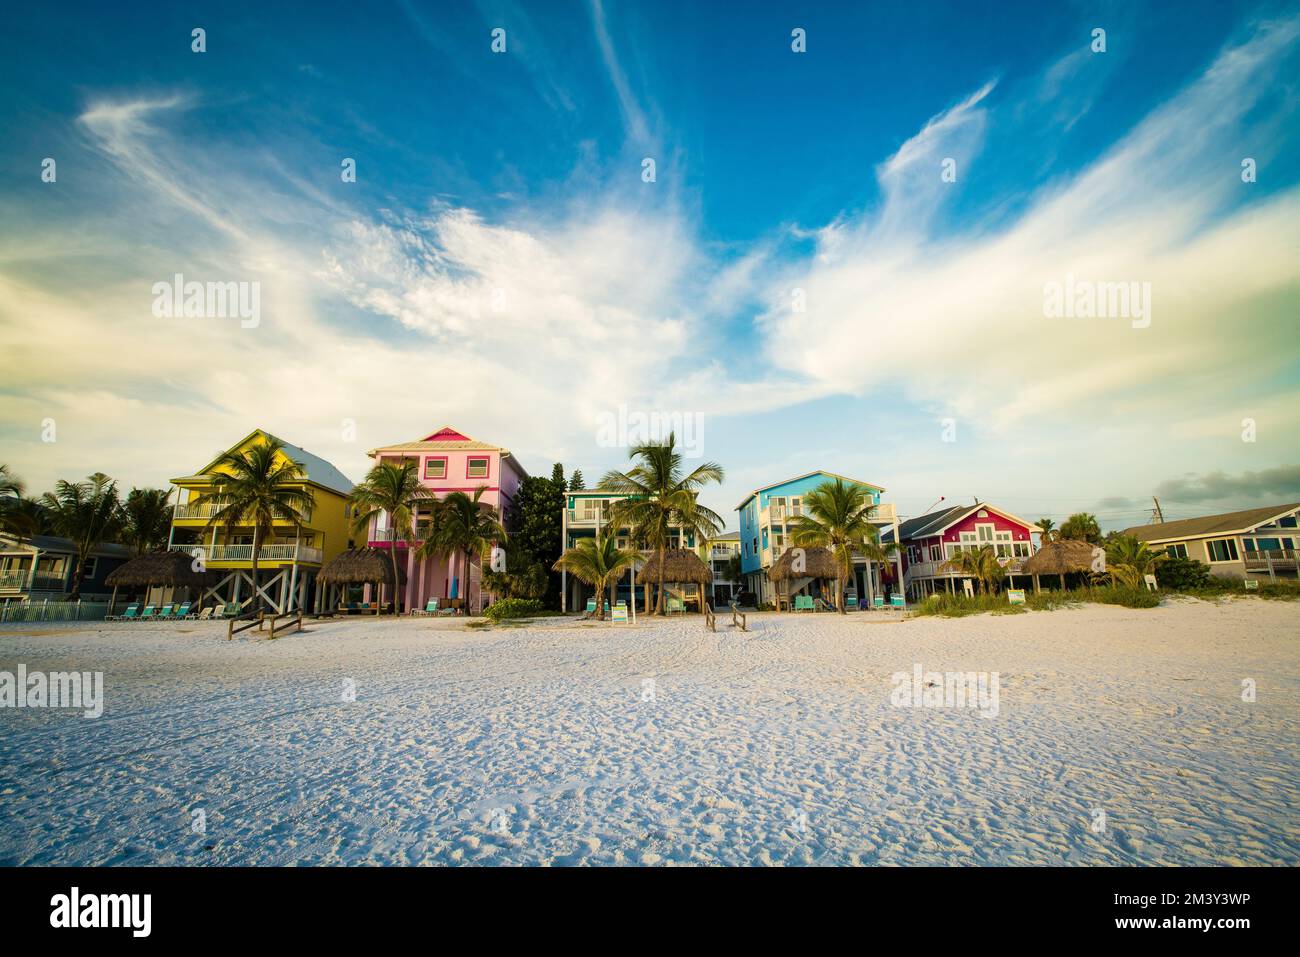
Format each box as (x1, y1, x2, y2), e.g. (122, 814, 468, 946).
(793, 595, 815, 612)
(872, 595, 886, 610)
(140, 605, 158, 620)
(195, 606, 214, 621)
(157, 604, 178, 620)
(222, 602, 240, 618)
(585, 598, 597, 614)
(107, 603, 140, 622)
(667, 595, 686, 615)
(814, 597, 834, 612)
(411, 598, 440, 617)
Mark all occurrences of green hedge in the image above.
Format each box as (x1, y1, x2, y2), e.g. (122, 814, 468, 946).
(483, 598, 546, 621)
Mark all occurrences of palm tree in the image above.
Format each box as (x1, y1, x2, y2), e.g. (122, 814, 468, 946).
(40, 472, 122, 599)
(1060, 512, 1102, 544)
(1036, 518, 1056, 544)
(787, 478, 887, 613)
(600, 433, 725, 615)
(553, 535, 641, 620)
(1105, 535, 1168, 589)
(191, 441, 312, 612)
(348, 459, 429, 614)
(118, 488, 174, 557)
(941, 544, 1005, 595)
(1, 496, 48, 547)
(0, 465, 23, 499)
(416, 486, 506, 615)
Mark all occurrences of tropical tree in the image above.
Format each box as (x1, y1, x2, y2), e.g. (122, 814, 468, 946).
(725, 552, 744, 597)
(568, 470, 586, 491)
(482, 538, 548, 600)
(1105, 535, 1168, 589)
(787, 478, 889, 613)
(600, 433, 725, 615)
(1060, 512, 1102, 544)
(510, 473, 568, 608)
(0, 465, 22, 499)
(941, 545, 1005, 595)
(192, 441, 313, 612)
(40, 472, 122, 599)
(416, 486, 506, 615)
(348, 459, 429, 613)
(552, 535, 641, 620)
(118, 488, 174, 556)
(1, 496, 49, 546)
(1036, 518, 1057, 543)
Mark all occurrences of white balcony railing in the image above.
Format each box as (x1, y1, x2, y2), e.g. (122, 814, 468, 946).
(170, 544, 323, 564)
(174, 502, 313, 522)
(0, 571, 69, 591)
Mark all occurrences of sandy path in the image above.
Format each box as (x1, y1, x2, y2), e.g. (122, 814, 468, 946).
(0, 599, 1296, 865)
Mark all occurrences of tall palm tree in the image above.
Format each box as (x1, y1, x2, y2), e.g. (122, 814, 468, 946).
(787, 478, 887, 613)
(348, 459, 429, 614)
(118, 488, 174, 557)
(40, 472, 122, 599)
(553, 535, 641, 621)
(1036, 518, 1057, 544)
(416, 486, 506, 615)
(191, 441, 312, 612)
(600, 433, 725, 615)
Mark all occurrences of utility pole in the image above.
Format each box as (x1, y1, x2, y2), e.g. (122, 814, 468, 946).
(1151, 497, 1165, 524)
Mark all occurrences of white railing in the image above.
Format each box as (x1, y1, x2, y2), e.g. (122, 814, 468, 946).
(567, 507, 610, 526)
(170, 544, 323, 563)
(0, 572, 68, 591)
(174, 502, 313, 522)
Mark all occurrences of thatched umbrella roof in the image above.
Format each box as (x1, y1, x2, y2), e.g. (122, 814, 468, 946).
(1022, 539, 1100, 576)
(317, 547, 407, 585)
(768, 546, 842, 582)
(105, 550, 211, 588)
(637, 548, 711, 585)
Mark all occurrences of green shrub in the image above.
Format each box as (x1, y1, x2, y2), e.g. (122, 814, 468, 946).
(912, 592, 1026, 618)
(1075, 585, 1161, 608)
(1257, 581, 1300, 601)
(483, 597, 545, 621)
(1156, 556, 1215, 591)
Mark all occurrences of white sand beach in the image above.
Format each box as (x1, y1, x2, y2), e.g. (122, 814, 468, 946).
(0, 598, 1296, 866)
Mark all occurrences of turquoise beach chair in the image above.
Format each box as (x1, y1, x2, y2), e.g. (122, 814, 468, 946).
(140, 605, 158, 620)
(175, 602, 192, 619)
(108, 603, 139, 622)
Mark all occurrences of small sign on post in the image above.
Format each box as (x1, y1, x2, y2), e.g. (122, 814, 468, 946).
(1007, 589, 1026, 605)
(1244, 579, 1259, 591)
(1143, 574, 1158, 592)
(962, 579, 975, 599)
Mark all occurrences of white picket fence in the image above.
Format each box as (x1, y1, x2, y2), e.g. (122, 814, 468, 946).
(0, 599, 112, 623)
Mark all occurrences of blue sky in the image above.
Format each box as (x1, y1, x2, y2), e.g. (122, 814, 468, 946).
(1, 0, 1298, 531)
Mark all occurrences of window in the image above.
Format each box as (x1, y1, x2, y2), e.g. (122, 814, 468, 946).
(976, 524, 994, 543)
(1206, 539, 1239, 563)
(424, 458, 447, 479)
(1013, 542, 1031, 558)
(466, 457, 489, 479)
(82, 557, 98, 579)
(929, 544, 943, 562)
(1166, 543, 1188, 559)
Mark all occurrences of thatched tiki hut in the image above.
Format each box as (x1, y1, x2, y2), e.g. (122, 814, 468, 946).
(768, 546, 842, 610)
(636, 549, 712, 612)
(1021, 539, 1102, 592)
(316, 547, 406, 615)
(104, 550, 212, 613)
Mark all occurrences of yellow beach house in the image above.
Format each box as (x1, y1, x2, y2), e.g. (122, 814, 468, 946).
(166, 429, 355, 613)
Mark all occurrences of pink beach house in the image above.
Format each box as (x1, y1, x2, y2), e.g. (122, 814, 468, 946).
(365, 426, 528, 613)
